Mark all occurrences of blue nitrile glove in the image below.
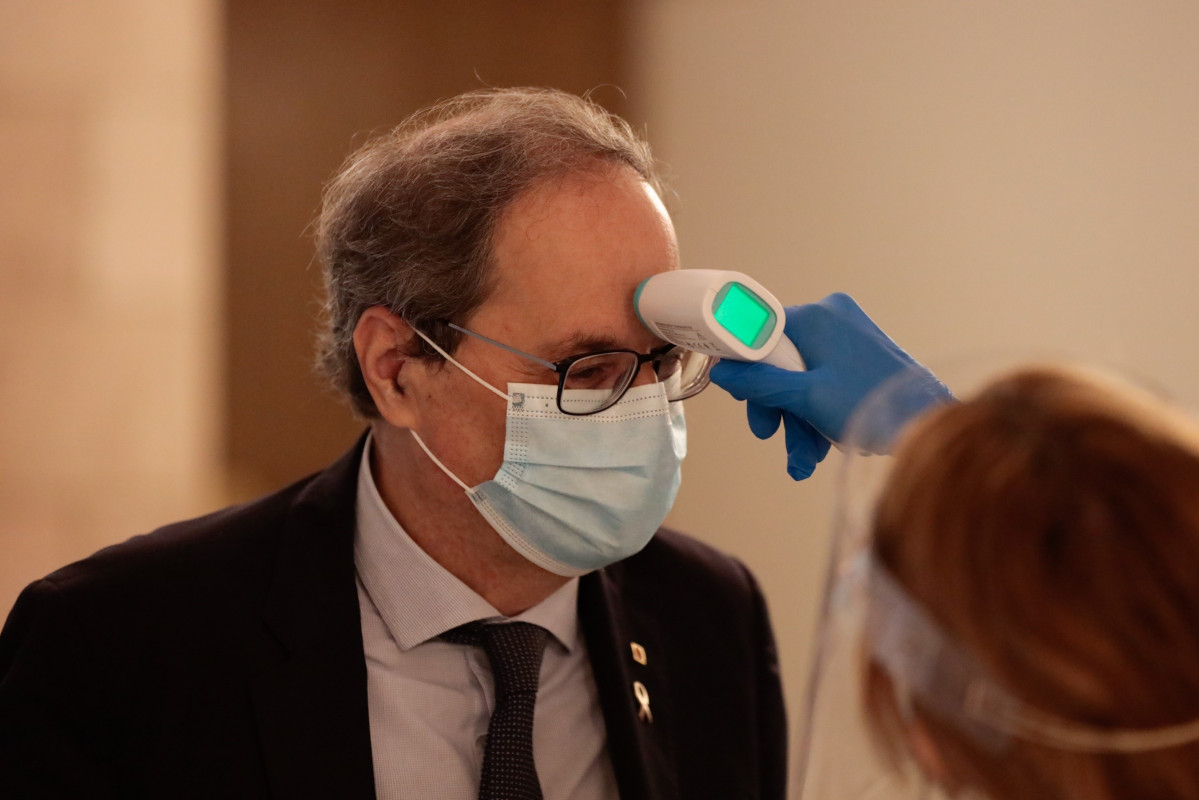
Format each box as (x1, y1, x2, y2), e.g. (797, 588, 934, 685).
(709, 293, 951, 480)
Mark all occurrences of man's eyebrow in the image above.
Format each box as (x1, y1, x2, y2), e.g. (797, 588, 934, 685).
(541, 332, 628, 360)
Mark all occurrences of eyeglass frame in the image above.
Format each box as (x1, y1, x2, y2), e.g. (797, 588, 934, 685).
(443, 321, 712, 416)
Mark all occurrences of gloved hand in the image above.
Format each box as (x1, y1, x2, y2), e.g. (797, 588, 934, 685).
(709, 293, 951, 480)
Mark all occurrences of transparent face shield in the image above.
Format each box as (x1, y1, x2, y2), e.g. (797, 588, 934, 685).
(792, 360, 1199, 800)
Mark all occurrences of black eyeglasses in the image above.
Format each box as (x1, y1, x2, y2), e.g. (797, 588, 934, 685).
(447, 322, 714, 416)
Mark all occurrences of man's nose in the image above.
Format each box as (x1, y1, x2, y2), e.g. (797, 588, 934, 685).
(630, 361, 658, 387)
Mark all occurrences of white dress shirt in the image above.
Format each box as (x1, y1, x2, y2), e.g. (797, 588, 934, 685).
(354, 437, 619, 800)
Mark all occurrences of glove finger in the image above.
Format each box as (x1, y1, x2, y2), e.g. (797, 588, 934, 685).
(710, 358, 816, 411)
(746, 401, 783, 440)
(709, 359, 769, 399)
(799, 292, 897, 345)
(819, 291, 865, 316)
(782, 412, 832, 481)
(784, 294, 879, 355)
(782, 303, 833, 364)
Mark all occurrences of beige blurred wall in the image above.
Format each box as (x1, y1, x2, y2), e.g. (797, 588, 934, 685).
(631, 0, 1199, 739)
(0, 0, 224, 613)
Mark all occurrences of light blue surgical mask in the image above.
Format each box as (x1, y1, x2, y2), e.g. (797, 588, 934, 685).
(410, 330, 687, 576)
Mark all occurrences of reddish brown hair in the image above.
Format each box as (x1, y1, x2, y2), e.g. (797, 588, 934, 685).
(867, 365, 1199, 798)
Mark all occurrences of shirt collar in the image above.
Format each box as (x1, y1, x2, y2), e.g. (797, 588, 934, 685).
(353, 433, 580, 653)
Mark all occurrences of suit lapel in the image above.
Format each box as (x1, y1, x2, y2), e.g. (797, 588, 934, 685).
(580, 567, 681, 800)
(251, 438, 377, 800)
(246, 436, 686, 799)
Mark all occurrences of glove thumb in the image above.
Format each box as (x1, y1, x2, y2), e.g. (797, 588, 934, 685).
(746, 401, 783, 440)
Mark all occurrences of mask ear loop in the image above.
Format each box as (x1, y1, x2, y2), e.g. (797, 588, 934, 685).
(409, 431, 472, 493)
(405, 327, 507, 491)
(411, 327, 509, 402)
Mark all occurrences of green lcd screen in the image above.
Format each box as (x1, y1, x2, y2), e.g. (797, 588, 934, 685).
(713, 282, 774, 349)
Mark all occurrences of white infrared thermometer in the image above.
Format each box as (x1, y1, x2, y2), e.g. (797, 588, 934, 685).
(634, 270, 806, 371)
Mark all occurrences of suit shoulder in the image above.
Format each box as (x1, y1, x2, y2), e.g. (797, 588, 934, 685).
(37, 467, 323, 598)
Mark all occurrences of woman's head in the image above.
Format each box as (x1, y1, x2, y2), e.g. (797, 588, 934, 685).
(867, 364, 1199, 798)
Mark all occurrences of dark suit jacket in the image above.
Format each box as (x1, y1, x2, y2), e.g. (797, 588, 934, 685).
(0, 438, 786, 799)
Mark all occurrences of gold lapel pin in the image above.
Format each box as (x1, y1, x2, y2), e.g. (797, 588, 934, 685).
(633, 680, 653, 724)
(630, 641, 647, 665)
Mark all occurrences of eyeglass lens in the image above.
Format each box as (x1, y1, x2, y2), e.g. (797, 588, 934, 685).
(558, 348, 714, 415)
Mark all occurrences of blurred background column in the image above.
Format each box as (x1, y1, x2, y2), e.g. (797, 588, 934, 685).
(0, 0, 636, 615)
(0, 0, 224, 613)
(223, 0, 633, 496)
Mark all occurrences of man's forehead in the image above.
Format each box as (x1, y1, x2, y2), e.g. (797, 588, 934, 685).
(466, 164, 675, 358)
(481, 274, 662, 349)
(492, 167, 672, 250)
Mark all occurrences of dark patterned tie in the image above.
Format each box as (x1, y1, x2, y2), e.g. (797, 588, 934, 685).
(442, 621, 550, 800)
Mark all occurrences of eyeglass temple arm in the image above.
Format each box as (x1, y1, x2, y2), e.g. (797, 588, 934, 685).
(446, 322, 559, 371)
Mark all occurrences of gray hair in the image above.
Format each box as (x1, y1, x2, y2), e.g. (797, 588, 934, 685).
(315, 87, 663, 418)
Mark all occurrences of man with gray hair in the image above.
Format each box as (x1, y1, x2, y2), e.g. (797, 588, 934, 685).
(0, 88, 786, 799)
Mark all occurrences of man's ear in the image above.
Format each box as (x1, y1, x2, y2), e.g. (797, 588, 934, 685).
(353, 306, 423, 429)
